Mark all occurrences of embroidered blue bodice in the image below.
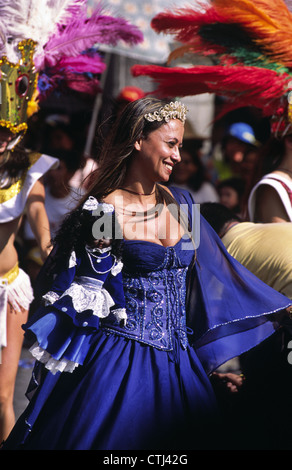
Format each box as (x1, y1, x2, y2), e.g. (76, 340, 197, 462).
(101, 238, 195, 350)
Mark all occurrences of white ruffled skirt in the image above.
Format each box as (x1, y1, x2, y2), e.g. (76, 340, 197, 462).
(0, 267, 34, 348)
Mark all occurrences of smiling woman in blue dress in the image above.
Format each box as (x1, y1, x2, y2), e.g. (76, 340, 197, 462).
(2, 97, 292, 450)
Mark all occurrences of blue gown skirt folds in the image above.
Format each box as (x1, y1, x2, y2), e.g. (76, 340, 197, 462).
(2, 187, 291, 450)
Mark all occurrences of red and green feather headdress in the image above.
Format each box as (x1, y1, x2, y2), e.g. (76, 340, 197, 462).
(132, 0, 292, 137)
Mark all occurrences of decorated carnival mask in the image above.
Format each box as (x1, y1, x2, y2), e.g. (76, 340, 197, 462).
(0, 39, 38, 152)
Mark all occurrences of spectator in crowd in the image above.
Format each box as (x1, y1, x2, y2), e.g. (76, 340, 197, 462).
(22, 149, 83, 284)
(41, 114, 97, 192)
(214, 122, 260, 182)
(217, 177, 246, 219)
(169, 137, 219, 203)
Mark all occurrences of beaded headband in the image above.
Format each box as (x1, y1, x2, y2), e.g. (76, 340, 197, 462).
(144, 101, 187, 124)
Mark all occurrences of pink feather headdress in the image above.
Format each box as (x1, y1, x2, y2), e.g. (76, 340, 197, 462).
(0, 0, 143, 102)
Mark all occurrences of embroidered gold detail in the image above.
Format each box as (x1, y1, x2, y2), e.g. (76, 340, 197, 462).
(0, 39, 38, 137)
(144, 101, 188, 123)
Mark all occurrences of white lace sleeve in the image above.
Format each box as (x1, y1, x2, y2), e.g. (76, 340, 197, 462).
(112, 307, 127, 326)
(111, 259, 123, 276)
(42, 291, 60, 306)
(69, 250, 77, 268)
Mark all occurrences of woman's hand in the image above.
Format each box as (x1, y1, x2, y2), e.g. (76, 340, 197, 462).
(210, 371, 245, 393)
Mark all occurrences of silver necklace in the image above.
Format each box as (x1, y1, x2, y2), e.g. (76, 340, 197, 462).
(88, 251, 111, 261)
(87, 250, 117, 274)
(85, 245, 111, 262)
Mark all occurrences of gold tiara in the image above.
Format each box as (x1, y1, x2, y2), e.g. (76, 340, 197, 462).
(144, 101, 187, 123)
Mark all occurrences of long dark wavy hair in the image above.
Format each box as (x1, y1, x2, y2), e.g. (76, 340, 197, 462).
(80, 97, 184, 208)
(0, 145, 30, 187)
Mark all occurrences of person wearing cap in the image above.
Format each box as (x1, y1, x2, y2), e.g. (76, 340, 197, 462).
(214, 122, 260, 182)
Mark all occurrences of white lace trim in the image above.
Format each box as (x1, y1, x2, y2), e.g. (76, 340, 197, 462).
(7, 268, 34, 312)
(85, 245, 112, 254)
(111, 259, 123, 276)
(29, 342, 79, 375)
(60, 282, 115, 317)
(69, 251, 77, 268)
(42, 291, 60, 306)
(112, 308, 127, 325)
(41, 279, 127, 323)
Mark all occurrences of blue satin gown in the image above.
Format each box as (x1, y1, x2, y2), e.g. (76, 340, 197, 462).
(2, 187, 291, 450)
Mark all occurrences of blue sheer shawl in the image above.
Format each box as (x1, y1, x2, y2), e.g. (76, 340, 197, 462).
(170, 186, 291, 374)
